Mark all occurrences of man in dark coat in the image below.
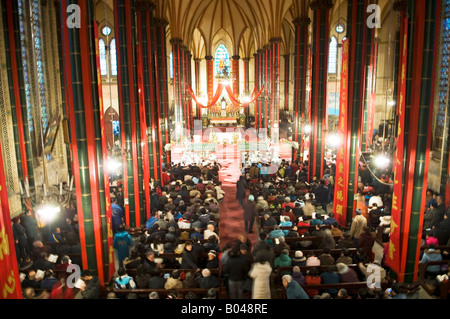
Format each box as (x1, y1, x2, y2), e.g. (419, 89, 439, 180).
(180, 241, 199, 270)
(434, 211, 450, 245)
(223, 246, 250, 299)
(314, 179, 329, 213)
(236, 175, 248, 206)
(12, 217, 31, 266)
(21, 211, 38, 250)
(243, 195, 258, 234)
(78, 270, 100, 299)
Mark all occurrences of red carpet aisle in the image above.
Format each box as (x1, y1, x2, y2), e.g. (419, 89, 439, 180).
(216, 144, 257, 247)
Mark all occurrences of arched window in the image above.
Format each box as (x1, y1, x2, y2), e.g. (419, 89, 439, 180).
(434, 0, 450, 153)
(328, 36, 338, 74)
(169, 51, 174, 79)
(110, 39, 117, 76)
(214, 44, 230, 76)
(18, 0, 33, 132)
(99, 39, 107, 76)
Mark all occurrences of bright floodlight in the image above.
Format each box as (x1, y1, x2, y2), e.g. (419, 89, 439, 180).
(326, 133, 342, 148)
(374, 154, 390, 169)
(36, 204, 61, 222)
(304, 125, 312, 134)
(388, 100, 396, 106)
(106, 158, 122, 173)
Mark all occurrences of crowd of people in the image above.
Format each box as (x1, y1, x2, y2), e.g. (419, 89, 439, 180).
(14, 150, 450, 299)
(14, 201, 97, 299)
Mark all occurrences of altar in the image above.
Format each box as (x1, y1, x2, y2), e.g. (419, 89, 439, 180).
(209, 118, 237, 126)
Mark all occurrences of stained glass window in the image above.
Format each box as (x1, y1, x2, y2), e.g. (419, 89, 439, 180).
(169, 51, 174, 79)
(18, 0, 33, 132)
(328, 36, 338, 74)
(336, 24, 345, 34)
(436, 0, 450, 140)
(99, 39, 107, 76)
(110, 39, 117, 76)
(32, 0, 48, 131)
(214, 44, 230, 76)
(102, 26, 112, 37)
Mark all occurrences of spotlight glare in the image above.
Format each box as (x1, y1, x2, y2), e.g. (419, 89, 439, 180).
(36, 205, 61, 222)
(304, 125, 312, 134)
(326, 133, 342, 148)
(374, 154, 390, 169)
(106, 159, 122, 173)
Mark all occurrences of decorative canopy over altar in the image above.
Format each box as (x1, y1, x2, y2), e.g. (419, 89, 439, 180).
(186, 82, 265, 109)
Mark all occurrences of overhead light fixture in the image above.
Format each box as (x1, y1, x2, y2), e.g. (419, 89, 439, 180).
(388, 100, 396, 106)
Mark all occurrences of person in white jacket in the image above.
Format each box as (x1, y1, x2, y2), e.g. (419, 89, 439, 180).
(249, 257, 273, 299)
(215, 182, 225, 201)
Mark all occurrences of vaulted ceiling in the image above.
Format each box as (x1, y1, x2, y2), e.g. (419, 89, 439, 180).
(97, 0, 392, 59)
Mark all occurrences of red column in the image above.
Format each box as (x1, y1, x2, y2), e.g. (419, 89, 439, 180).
(232, 55, 240, 98)
(194, 58, 201, 119)
(283, 54, 290, 112)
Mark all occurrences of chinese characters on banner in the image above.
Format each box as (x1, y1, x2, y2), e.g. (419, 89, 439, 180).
(333, 39, 349, 227)
(388, 17, 408, 275)
(206, 59, 214, 103)
(0, 142, 23, 299)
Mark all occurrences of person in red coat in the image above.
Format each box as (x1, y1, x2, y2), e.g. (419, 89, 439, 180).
(161, 169, 171, 187)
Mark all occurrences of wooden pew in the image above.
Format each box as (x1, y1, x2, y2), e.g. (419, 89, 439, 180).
(418, 259, 450, 298)
(111, 288, 218, 298)
(277, 281, 390, 299)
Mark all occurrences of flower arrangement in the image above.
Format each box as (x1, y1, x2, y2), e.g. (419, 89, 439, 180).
(231, 133, 239, 144)
(164, 144, 172, 151)
(292, 141, 299, 149)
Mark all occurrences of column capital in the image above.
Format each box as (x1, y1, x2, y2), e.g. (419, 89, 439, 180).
(269, 37, 283, 44)
(293, 16, 311, 26)
(170, 38, 183, 45)
(205, 55, 214, 61)
(134, 0, 156, 12)
(309, 0, 333, 11)
(155, 18, 169, 28)
(256, 49, 263, 54)
(194, 58, 202, 62)
(242, 57, 251, 62)
(283, 54, 290, 59)
(231, 55, 240, 60)
(393, 0, 407, 12)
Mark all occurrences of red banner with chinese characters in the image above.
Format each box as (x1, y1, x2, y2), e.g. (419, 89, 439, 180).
(206, 59, 214, 103)
(388, 17, 408, 275)
(333, 39, 349, 227)
(0, 141, 23, 299)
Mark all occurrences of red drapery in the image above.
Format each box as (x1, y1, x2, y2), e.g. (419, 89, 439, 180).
(390, 16, 408, 276)
(186, 83, 265, 109)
